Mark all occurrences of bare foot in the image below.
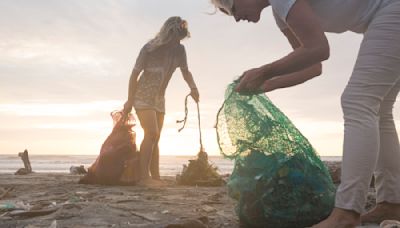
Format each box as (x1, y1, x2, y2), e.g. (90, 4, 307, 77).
(361, 202, 400, 224)
(312, 208, 360, 228)
(152, 176, 161, 181)
(137, 178, 166, 188)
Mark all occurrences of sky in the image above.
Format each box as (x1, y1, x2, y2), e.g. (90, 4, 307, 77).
(0, 0, 399, 156)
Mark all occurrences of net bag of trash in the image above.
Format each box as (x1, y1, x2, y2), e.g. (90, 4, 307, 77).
(79, 111, 139, 185)
(216, 82, 335, 228)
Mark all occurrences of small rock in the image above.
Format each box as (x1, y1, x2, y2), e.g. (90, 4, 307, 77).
(165, 219, 208, 228)
(197, 216, 209, 225)
(201, 205, 216, 213)
(70, 165, 87, 175)
(75, 191, 90, 197)
(49, 220, 57, 228)
(380, 220, 400, 228)
(324, 161, 341, 184)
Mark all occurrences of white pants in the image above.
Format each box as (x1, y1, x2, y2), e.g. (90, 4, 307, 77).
(335, 1, 400, 214)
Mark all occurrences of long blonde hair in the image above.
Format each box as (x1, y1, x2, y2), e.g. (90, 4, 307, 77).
(148, 16, 190, 52)
(210, 0, 234, 15)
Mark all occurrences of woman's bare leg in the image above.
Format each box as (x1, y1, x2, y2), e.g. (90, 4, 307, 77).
(136, 110, 160, 182)
(150, 112, 165, 180)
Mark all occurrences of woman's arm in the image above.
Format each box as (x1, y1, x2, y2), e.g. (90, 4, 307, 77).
(123, 69, 141, 113)
(260, 27, 323, 92)
(124, 46, 148, 113)
(181, 68, 200, 102)
(237, 0, 329, 91)
(267, 0, 329, 75)
(127, 69, 141, 102)
(261, 64, 322, 92)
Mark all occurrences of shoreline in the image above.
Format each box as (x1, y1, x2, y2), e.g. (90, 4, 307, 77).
(0, 154, 341, 175)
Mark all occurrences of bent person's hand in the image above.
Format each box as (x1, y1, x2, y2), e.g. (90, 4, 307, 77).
(260, 79, 277, 93)
(236, 67, 266, 93)
(190, 88, 200, 103)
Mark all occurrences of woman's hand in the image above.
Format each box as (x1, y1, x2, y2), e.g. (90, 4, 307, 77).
(236, 65, 271, 93)
(190, 88, 200, 103)
(123, 100, 133, 114)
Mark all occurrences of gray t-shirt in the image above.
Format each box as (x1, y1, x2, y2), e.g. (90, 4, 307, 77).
(270, 0, 389, 33)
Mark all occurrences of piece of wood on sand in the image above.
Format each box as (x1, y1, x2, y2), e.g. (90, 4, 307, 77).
(0, 187, 14, 200)
(15, 149, 33, 175)
(9, 207, 59, 218)
(130, 211, 160, 222)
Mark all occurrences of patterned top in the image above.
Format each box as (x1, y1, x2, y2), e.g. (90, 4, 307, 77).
(133, 42, 188, 113)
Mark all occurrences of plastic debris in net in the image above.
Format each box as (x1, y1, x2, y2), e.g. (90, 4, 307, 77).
(216, 82, 335, 228)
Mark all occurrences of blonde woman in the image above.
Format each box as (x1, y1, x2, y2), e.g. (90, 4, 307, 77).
(211, 0, 400, 227)
(124, 16, 200, 187)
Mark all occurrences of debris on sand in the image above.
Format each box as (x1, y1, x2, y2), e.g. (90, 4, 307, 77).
(176, 151, 225, 187)
(0, 187, 14, 200)
(69, 165, 87, 175)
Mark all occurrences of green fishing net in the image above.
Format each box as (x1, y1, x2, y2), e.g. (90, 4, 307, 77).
(216, 82, 335, 228)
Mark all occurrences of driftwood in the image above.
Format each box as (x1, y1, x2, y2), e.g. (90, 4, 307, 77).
(9, 207, 59, 218)
(15, 149, 33, 175)
(130, 211, 160, 222)
(166, 216, 209, 228)
(0, 187, 14, 200)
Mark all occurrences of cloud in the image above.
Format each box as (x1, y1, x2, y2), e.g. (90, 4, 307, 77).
(0, 100, 121, 117)
(0, 0, 398, 156)
(33, 121, 111, 131)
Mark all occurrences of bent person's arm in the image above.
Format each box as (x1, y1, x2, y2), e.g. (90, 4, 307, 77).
(262, 27, 323, 92)
(262, 64, 322, 92)
(237, 0, 328, 92)
(262, 0, 329, 77)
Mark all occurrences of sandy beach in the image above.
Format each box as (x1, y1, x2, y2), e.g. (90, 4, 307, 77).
(0, 173, 237, 228)
(0, 161, 381, 228)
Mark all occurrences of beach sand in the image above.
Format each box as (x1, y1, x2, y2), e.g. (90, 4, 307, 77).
(0, 163, 380, 228)
(0, 173, 237, 228)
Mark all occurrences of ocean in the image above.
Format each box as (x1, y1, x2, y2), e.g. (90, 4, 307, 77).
(0, 154, 341, 176)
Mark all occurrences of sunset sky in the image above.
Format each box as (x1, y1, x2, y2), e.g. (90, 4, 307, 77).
(1, 0, 399, 156)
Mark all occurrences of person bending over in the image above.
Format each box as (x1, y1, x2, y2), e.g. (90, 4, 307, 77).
(210, 0, 400, 227)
